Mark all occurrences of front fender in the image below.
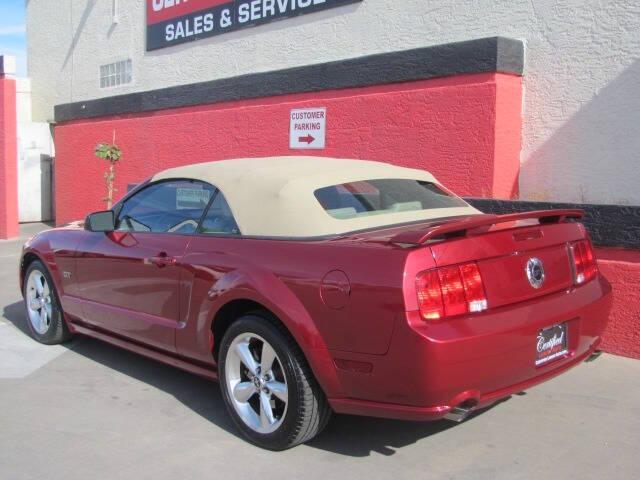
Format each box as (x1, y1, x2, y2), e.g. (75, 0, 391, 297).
(21, 236, 59, 294)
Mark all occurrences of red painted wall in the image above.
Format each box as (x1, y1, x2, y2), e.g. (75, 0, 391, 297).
(493, 74, 522, 199)
(0, 75, 19, 239)
(596, 248, 640, 360)
(54, 72, 520, 224)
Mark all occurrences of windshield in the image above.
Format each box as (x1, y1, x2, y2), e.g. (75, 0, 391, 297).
(314, 179, 468, 220)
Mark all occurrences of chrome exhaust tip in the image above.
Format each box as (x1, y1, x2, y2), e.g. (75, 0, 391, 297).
(586, 350, 603, 362)
(444, 406, 473, 423)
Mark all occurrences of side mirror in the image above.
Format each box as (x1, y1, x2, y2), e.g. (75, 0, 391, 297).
(85, 210, 115, 232)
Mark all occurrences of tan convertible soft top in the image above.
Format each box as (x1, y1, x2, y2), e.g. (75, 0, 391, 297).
(152, 156, 479, 237)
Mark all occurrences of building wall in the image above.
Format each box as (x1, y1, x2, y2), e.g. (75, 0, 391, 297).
(54, 73, 519, 224)
(597, 248, 640, 360)
(0, 75, 19, 239)
(27, 0, 640, 205)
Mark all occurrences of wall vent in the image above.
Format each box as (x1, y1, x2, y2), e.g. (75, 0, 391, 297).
(99, 59, 132, 88)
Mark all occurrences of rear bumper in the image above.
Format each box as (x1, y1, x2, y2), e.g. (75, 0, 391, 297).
(328, 275, 612, 421)
(329, 340, 601, 421)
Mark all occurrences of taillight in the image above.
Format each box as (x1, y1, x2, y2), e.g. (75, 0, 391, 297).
(570, 239, 598, 285)
(438, 266, 467, 317)
(416, 262, 488, 321)
(416, 270, 444, 320)
(459, 263, 488, 313)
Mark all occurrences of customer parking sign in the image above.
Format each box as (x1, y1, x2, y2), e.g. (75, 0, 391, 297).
(289, 108, 326, 149)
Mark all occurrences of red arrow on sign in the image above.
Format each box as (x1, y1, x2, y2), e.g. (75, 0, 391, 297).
(298, 134, 315, 144)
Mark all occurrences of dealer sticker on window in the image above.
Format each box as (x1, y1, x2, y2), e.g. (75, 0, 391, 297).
(176, 187, 211, 209)
(535, 323, 569, 366)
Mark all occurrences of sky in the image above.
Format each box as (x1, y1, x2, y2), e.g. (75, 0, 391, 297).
(0, 0, 26, 76)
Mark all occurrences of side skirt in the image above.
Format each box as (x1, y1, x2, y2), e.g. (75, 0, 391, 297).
(70, 321, 218, 382)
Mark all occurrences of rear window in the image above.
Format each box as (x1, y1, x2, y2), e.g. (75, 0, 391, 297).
(314, 179, 468, 220)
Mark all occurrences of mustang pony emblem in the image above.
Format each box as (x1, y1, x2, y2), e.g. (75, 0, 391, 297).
(526, 257, 545, 289)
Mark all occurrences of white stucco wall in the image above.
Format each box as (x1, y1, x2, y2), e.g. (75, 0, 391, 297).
(26, 0, 640, 205)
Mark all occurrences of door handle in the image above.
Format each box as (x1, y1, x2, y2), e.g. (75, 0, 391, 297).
(144, 252, 177, 268)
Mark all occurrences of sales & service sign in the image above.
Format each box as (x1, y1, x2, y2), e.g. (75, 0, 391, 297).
(146, 0, 363, 51)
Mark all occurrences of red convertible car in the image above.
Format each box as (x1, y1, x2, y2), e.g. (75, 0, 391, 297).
(20, 157, 611, 450)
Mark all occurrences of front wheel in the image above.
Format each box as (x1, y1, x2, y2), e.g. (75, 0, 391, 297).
(218, 314, 331, 450)
(23, 260, 73, 344)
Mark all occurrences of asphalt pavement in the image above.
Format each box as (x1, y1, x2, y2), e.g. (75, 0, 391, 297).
(1, 223, 639, 480)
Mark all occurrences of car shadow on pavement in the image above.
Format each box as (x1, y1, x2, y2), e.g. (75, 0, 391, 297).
(2, 301, 240, 441)
(308, 414, 455, 456)
(4, 301, 33, 336)
(3, 300, 498, 457)
(307, 400, 505, 456)
(68, 336, 242, 437)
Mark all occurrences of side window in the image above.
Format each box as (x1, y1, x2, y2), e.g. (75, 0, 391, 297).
(116, 180, 214, 234)
(199, 191, 240, 235)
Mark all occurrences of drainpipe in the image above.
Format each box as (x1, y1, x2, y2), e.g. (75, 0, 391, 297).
(112, 0, 119, 24)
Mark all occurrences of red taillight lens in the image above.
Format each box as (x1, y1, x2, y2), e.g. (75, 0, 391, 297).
(416, 262, 488, 321)
(416, 269, 444, 321)
(570, 239, 598, 285)
(438, 266, 467, 316)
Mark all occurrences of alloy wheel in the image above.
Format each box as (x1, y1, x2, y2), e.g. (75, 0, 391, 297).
(224, 333, 289, 434)
(26, 269, 53, 335)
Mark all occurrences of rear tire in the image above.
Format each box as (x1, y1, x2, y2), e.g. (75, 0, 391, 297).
(23, 260, 73, 345)
(218, 314, 331, 450)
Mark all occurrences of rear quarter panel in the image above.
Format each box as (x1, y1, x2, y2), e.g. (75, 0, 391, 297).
(177, 235, 410, 363)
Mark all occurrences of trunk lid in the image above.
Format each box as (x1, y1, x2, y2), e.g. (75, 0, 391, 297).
(389, 210, 587, 309)
(476, 241, 574, 308)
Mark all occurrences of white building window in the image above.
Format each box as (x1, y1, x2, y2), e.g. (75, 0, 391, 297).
(100, 59, 132, 88)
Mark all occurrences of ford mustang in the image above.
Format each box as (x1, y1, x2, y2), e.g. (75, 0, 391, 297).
(19, 156, 611, 450)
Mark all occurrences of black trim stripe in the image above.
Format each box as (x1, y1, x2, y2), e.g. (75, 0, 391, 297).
(54, 36, 523, 123)
(465, 198, 640, 249)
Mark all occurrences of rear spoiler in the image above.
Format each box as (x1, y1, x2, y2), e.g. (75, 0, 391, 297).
(390, 209, 585, 245)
